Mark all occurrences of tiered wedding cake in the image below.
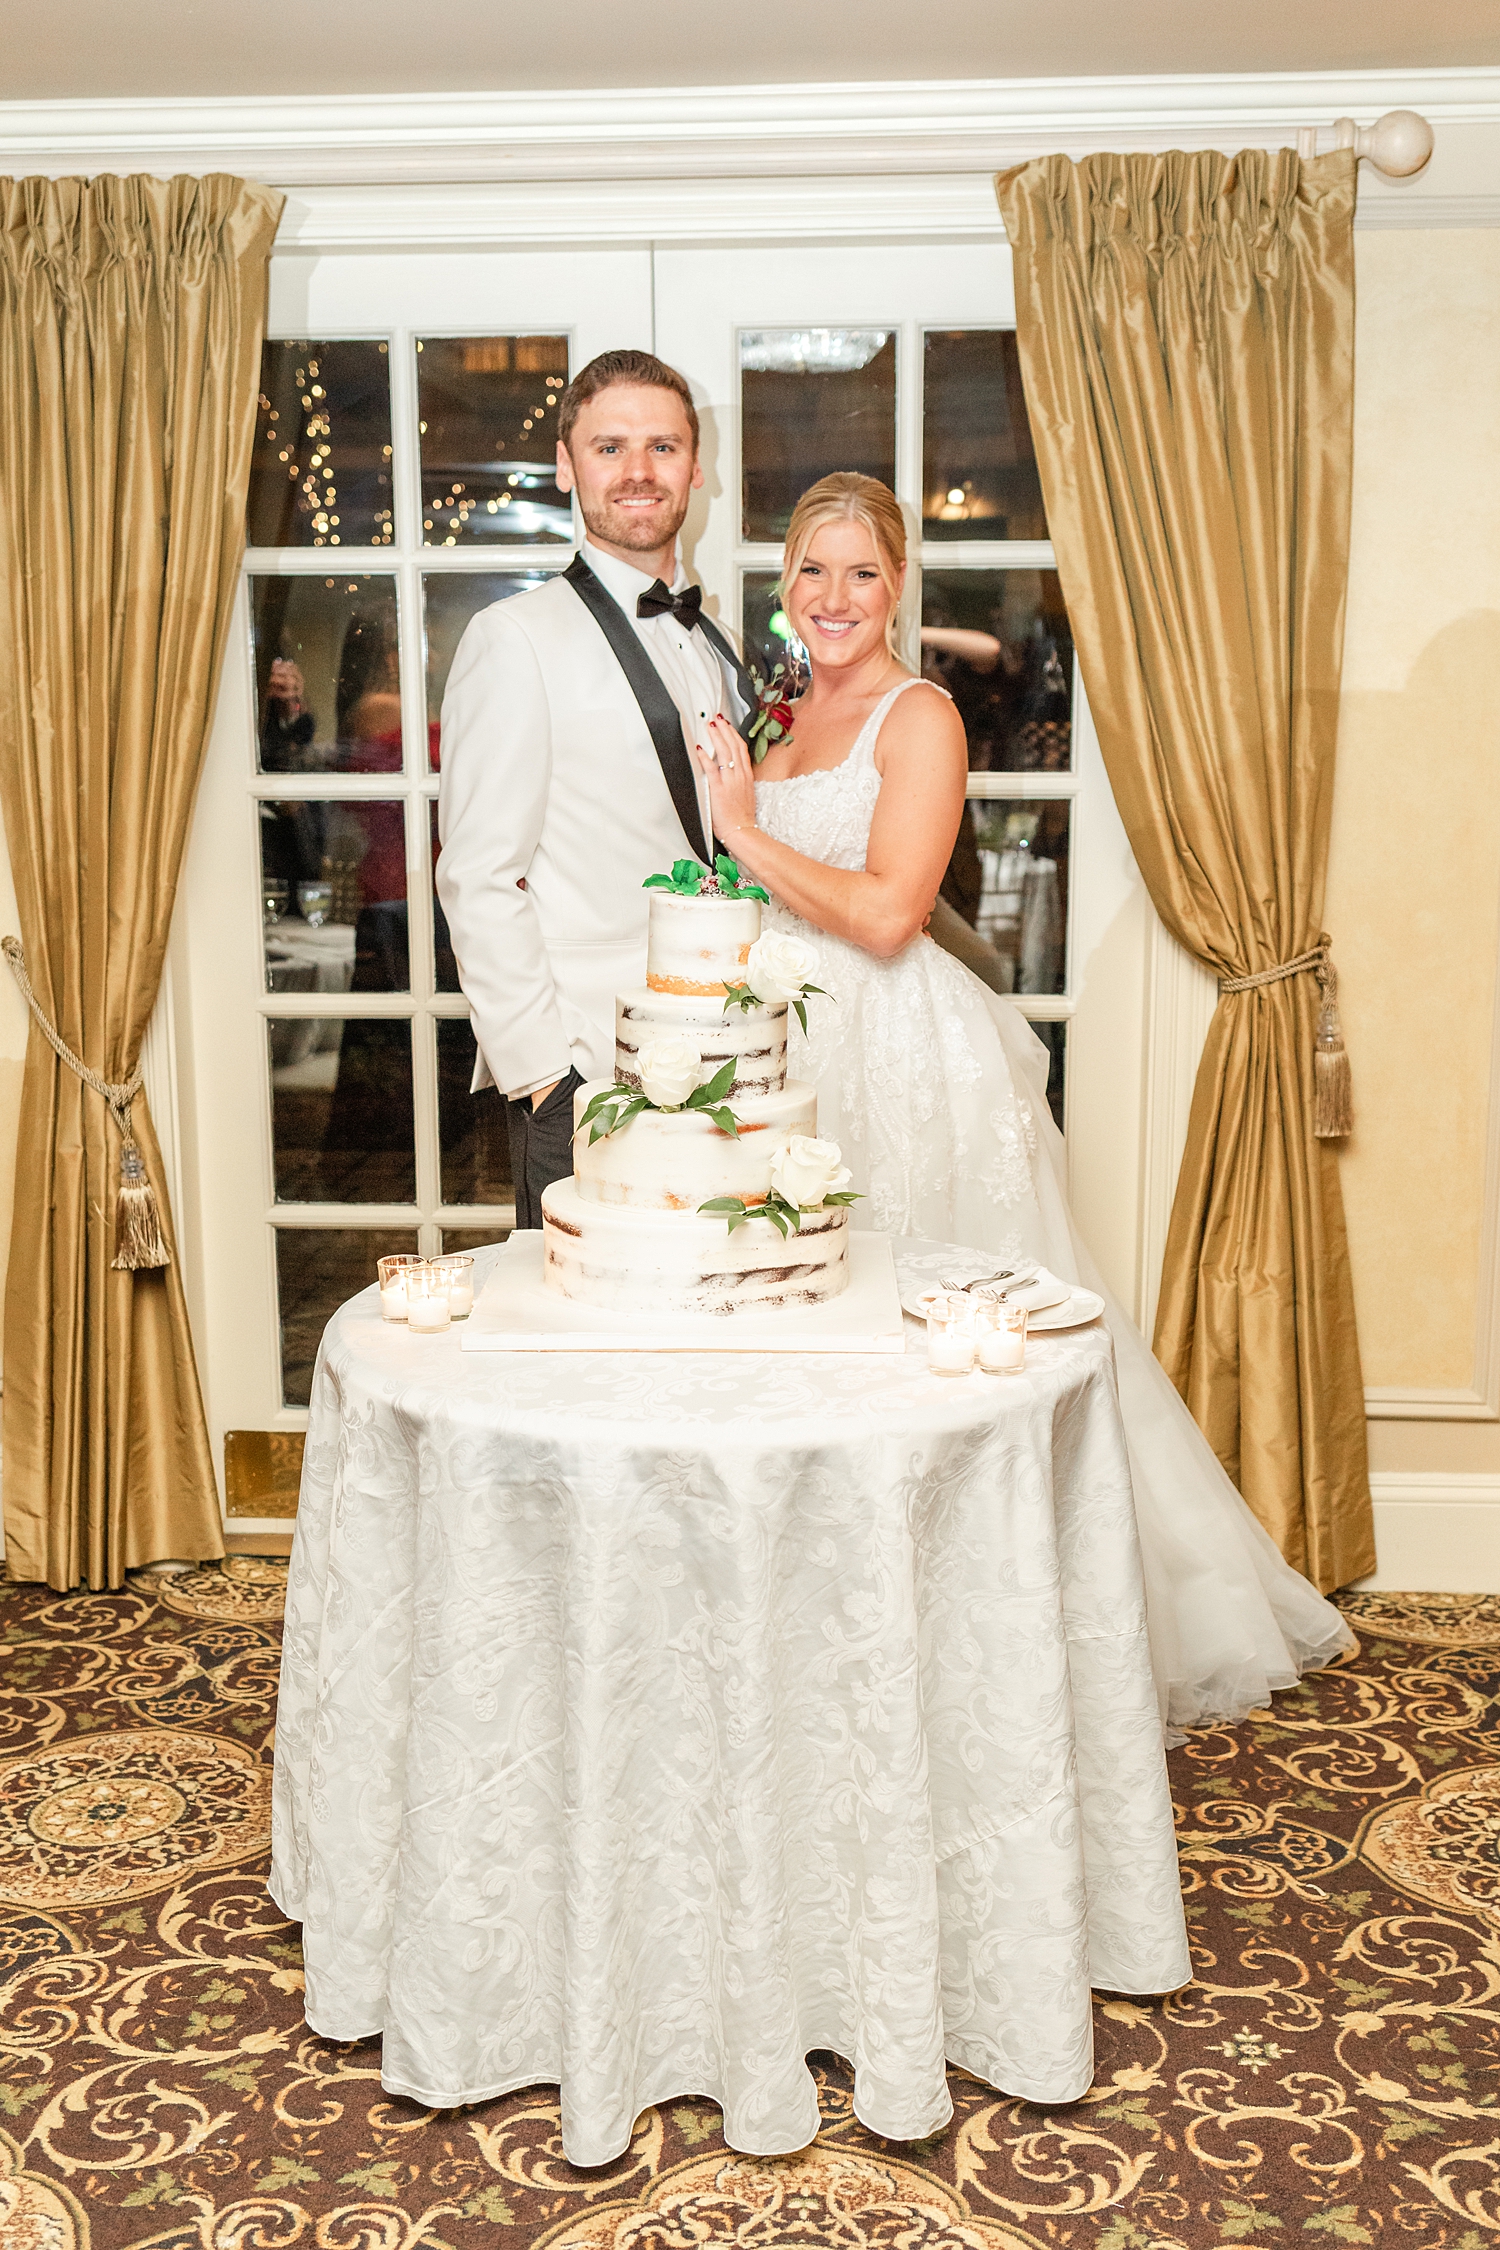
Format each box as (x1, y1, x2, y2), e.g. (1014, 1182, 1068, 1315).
(540, 872, 852, 1317)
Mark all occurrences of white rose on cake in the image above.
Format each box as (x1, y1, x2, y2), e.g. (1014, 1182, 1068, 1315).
(746, 930, 818, 1004)
(637, 1032, 703, 1109)
(770, 1134, 852, 1209)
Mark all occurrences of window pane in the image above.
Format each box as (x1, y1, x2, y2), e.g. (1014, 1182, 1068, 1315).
(437, 1018, 513, 1207)
(741, 329, 896, 544)
(429, 804, 461, 995)
(417, 336, 571, 546)
(423, 570, 555, 771)
(922, 570, 1073, 773)
(1026, 1019, 1067, 1134)
(269, 1019, 415, 1203)
(252, 576, 402, 777)
(248, 340, 393, 550)
(942, 800, 1070, 997)
(923, 331, 1046, 543)
(442, 1226, 512, 1253)
(261, 800, 409, 994)
(275, 1227, 417, 1407)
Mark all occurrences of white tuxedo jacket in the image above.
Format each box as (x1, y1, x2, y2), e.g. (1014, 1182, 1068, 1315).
(436, 563, 751, 1097)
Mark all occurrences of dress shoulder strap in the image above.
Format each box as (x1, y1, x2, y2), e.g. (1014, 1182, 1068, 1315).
(850, 674, 954, 767)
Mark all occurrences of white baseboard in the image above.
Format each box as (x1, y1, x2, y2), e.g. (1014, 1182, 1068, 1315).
(1351, 1474, 1500, 1592)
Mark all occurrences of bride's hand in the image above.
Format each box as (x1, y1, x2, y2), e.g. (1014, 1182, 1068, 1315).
(692, 713, 759, 844)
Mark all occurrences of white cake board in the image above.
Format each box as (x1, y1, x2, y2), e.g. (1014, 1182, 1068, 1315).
(460, 1230, 907, 1354)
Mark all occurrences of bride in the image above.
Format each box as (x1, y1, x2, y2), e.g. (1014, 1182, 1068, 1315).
(693, 471, 1353, 1738)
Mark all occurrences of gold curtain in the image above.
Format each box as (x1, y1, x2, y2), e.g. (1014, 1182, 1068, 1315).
(995, 149, 1373, 1591)
(0, 172, 283, 1589)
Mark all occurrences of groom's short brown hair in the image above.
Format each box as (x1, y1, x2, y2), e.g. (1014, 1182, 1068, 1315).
(557, 350, 700, 454)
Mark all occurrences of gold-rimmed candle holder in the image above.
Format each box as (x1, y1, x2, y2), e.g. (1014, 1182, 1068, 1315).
(378, 1253, 420, 1323)
(436, 1253, 474, 1320)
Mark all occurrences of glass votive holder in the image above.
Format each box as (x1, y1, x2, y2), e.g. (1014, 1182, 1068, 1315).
(405, 1263, 452, 1334)
(926, 1292, 976, 1375)
(975, 1295, 1028, 1373)
(437, 1252, 474, 1320)
(377, 1253, 419, 1323)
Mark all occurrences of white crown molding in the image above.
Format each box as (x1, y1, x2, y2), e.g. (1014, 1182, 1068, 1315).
(2, 69, 1499, 188)
(264, 176, 1500, 252)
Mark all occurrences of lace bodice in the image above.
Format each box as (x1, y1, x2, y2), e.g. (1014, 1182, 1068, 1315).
(753, 676, 935, 872)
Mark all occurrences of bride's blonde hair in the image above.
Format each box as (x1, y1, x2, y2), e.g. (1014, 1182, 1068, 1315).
(782, 473, 907, 656)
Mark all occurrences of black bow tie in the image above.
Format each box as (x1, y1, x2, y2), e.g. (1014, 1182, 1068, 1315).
(637, 580, 703, 628)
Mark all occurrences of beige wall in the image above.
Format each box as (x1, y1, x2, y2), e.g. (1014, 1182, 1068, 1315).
(1326, 230, 1500, 1479)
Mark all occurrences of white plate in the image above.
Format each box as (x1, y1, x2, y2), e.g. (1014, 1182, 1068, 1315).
(900, 1274, 1105, 1333)
(900, 1264, 1067, 1320)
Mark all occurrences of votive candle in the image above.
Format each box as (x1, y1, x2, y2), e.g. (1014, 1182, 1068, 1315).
(976, 1297, 1028, 1372)
(438, 1253, 474, 1320)
(378, 1253, 418, 1323)
(406, 1264, 451, 1334)
(926, 1293, 976, 1375)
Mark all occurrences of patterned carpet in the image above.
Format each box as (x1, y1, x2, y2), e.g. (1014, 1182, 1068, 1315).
(2, 1563, 1499, 2250)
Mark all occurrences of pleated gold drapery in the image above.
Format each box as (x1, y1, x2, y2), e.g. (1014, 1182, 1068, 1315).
(0, 173, 283, 1589)
(995, 149, 1373, 1591)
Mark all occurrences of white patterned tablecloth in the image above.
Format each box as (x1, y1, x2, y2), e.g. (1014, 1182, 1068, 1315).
(270, 1237, 1190, 2167)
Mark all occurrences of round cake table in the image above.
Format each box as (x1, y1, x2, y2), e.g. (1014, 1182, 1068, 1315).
(270, 1237, 1190, 2168)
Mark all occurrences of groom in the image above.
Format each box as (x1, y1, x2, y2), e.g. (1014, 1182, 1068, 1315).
(436, 349, 755, 1228)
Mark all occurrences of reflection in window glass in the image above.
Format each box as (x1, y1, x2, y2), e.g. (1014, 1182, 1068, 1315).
(442, 1226, 512, 1253)
(423, 571, 554, 769)
(261, 800, 409, 995)
(921, 570, 1073, 773)
(945, 801, 1069, 997)
(269, 1019, 415, 1204)
(922, 331, 1046, 543)
(275, 1227, 417, 1406)
(429, 804, 460, 995)
(417, 336, 571, 546)
(437, 1018, 512, 1206)
(1028, 1020, 1067, 1135)
(248, 340, 394, 549)
(739, 570, 808, 691)
(252, 576, 402, 778)
(741, 328, 896, 544)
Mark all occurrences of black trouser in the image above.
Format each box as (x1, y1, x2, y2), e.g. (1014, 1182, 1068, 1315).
(505, 1066, 582, 1230)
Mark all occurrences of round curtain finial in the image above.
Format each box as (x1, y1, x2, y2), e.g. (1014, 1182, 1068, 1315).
(1332, 109, 1435, 178)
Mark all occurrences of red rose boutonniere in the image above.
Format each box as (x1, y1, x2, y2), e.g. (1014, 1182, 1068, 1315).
(746, 662, 798, 764)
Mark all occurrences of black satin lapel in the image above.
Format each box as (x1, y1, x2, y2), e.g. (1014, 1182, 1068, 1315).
(563, 553, 710, 862)
(697, 612, 758, 722)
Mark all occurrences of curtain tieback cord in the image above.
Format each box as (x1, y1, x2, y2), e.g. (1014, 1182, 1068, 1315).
(2, 936, 169, 1268)
(1219, 934, 1352, 1140)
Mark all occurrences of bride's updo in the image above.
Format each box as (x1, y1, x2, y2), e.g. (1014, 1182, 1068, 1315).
(783, 473, 906, 653)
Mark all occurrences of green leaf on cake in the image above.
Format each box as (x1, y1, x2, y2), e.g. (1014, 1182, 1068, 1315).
(792, 999, 807, 1036)
(685, 1057, 738, 1107)
(715, 855, 742, 886)
(578, 1087, 648, 1142)
(701, 1105, 740, 1138)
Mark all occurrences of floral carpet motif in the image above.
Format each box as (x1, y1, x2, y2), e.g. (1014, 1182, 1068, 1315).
(2, 1568, 1500, 2249)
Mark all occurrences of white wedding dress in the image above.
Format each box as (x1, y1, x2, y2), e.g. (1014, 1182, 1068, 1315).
(756, 677, 1354, 1736)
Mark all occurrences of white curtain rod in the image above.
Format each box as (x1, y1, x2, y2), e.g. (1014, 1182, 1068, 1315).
(1297, 109, 1434, 175)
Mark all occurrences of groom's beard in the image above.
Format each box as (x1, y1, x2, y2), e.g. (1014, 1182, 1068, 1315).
(577, 480, 691, 556)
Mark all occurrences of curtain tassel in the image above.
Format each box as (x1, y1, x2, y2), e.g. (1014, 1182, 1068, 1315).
(1219, 933, 1353, 1141)
(2, 935, 171, 1270)
(1312, 941, 1353, 1140)
(114, 1141, 171, 1270)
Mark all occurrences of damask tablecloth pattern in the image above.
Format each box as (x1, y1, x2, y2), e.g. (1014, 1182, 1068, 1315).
(271, 1240, 1189, 2166)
